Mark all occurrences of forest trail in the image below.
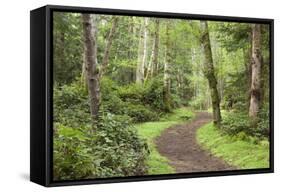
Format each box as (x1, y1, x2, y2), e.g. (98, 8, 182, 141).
(155, 112, 235, 173)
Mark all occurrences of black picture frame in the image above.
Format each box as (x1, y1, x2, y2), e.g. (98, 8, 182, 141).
(30, 4, 274, 187)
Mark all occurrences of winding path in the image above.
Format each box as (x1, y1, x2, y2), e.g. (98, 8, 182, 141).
(155, 112, 235, 173)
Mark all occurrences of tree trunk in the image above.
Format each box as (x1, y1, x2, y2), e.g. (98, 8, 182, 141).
(249, 24, 262, 120)
(243, 32, 252, 110)
(81, 14, 100, 123)
(200, 21, 221, 127)
(152, 19, 160, 76)
(163, 21, 172, 111)
(136, 18, 148, 84)
(80, 45, 87, 87)
(145, 44, 155, 80)
(100, 17, 119, 77)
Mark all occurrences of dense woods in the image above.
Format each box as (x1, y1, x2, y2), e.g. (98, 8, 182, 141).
(53, 12, 270, 180)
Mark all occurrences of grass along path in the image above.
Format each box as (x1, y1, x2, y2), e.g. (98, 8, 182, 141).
(196, 123, 270, 169)
(135, 108, 194, 175)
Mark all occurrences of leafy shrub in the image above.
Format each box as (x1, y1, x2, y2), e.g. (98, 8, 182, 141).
(221, 112, 251, 136)
(100, 78, 125, 115)
(171, 94, 182, 108)
(54, 81, 88, 110)
(53, 113, 149, 180)
(221, 110, 269, 139)
(118, 78, 172, 111)
(53, 123, 96, 180)
(143, 78, 167, 111)
(101, 78, 160, 122)
(123, 103, 159, 123)
(94, 113, 149, 177)
(254, 106, 270, 138)
(118, 83, 145, 104)
(54, 81, 91, 127)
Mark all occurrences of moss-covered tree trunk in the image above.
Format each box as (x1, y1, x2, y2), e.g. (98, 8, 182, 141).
(82, 14, 100, 122)
(200, 21, 222, 127)
(249, 24, 262, 120)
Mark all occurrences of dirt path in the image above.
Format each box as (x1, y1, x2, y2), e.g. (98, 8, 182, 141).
(155, 112, 235, 173)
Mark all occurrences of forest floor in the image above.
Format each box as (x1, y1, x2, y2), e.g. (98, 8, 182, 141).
(136, 108, 194, 174)
(155, 112, 235, 173)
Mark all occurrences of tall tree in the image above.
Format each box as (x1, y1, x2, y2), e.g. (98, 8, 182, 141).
(136, 18, 148, 84)
(152, 19, 160, 76)
(145, 18, 160, 80)
(200, 21, 222, 126)
(82, 14, 118, 123)
(100, 17, 119, 77)
(249, 24, 262, 119)
(163, 20, 172, 111)
(82, 14, 100, 122)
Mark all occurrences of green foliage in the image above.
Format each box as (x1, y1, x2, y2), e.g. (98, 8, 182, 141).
(222, 72, 248, 111)
(100, 77, 125, 115)
(53, 12, 83, 85)
(123, 103, 158, 123)
(118, 83, 145, 104)
(215, 22, 251, 52)
(143, 78, 168, 111)
(54, 113, 149, 180)
(101, 77, 160, 122)
(118, 78, 171, 113)
(221, 110, 269, 139)
(53, 81, 91, 127)
(255, 106, 270, 138)
(197, 123, 269, 169)
(221, 112, 251, 136)
(189, 94, 209, 110)
(94, 113, 149, 177)
(53, 123, 96, 180)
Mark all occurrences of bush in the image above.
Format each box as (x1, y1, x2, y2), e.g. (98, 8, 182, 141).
(118, 78, 172, 112)
(53, 123, 96, 180)
(53, 113, 149, 180)
(54, 81, 88, 110)
(143, 78, 167, 112)
(254, 106, 270, 138)
(221, 110, 269, 139)
(118, 83, 145, 104)
(171, 94, 182, 108)
(221, 112, 251, 136)
(94, 113, 149, 177)
(101, 78, 160, 122)
(123, 103, 159, 123)
(54, 81, 91, 127)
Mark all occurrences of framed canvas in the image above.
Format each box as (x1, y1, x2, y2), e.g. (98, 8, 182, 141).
(30, 5, 274, 187)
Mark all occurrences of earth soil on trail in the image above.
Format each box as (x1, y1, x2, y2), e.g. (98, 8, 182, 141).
(155, 112, 236, 173)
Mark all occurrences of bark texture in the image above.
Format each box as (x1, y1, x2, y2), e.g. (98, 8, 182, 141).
(82, 14, 100, 122)
(249, 24, 262, 119)
(200, 21, 222, 127)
